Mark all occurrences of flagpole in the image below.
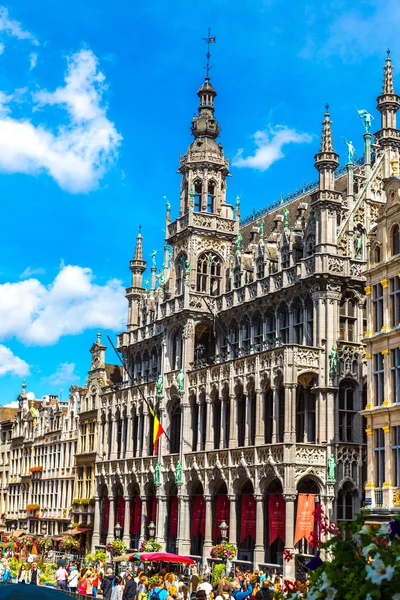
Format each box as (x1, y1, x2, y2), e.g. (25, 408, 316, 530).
(106, 334, 171, 446)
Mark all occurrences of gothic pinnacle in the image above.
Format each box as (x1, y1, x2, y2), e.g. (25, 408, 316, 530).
(133, 225, 143, 261)
(383, 50, 395, 94)
(320, 105, 334, 153)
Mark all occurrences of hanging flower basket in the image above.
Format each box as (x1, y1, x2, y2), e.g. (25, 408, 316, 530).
(29, 466, 43, 473)
(26, 503, 40, 511)
(138, 539, 161, 552)
(106, 539, 127, 554)
(210, 542, 236, 560)
(59, 536, 80, 552)
(36, 537, 53, 550)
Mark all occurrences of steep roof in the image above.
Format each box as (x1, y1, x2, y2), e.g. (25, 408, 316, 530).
(0, 407, 18, 422)
(105, 364, 123, 384)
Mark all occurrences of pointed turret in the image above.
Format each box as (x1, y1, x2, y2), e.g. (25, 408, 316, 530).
(126, 227, 147, 328)
(376, 50, 400, 138)
(314, 105, 339, 190)
(130, 226, 146, 289)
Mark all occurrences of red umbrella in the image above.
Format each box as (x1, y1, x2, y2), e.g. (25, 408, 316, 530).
(130, 551, 195, 564)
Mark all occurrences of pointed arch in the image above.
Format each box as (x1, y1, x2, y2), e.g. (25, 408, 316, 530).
(196, 251, 223, 296)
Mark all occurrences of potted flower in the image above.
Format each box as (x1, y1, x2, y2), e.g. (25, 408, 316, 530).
(105, 539, 127, 555)
(59, 536, 80, 552)
(210, 542, 237, 560)
(138, 539, 161, 552)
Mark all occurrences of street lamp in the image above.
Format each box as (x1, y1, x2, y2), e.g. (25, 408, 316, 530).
(68, 522, 73, 535)
(219, 521, 228, 542)
(114, 522, 122, 540)
(23, 522, 28, 534)
(10, 523, 16, 535)
(41, 523, 47, 536)
(148, 521, 156, 540)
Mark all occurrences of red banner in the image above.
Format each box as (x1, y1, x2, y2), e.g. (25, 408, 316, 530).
(147, 496, 157, 526)
(240, 495, 256, 542)
(294, 494, 315, 546)
(169, 495, 179, 536)
(118, 496, 125, 530)
(213, 495, 229, 541)
(102, 497, 110, 534)
(268, 494, 285, 545)
(191, 496, 206, 538)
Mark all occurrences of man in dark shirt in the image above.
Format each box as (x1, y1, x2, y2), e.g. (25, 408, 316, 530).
(29, 563, 40, 585)
(123, 572, 137, 600)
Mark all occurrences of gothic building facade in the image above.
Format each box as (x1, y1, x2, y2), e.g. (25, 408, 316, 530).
(88, 55, 400, 578)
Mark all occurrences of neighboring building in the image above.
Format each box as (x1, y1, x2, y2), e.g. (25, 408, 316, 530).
(6, 384, 79, 536)
(0, 407, 17, 531)
(362, 171, 400, 517)
(88, 53, 400, 579)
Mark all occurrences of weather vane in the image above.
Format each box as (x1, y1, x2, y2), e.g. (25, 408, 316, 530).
(202, 27, 216, 79)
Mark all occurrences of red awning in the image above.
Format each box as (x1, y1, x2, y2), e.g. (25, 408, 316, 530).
(67, 527, 92, 535)
(130, 552, 195, 565)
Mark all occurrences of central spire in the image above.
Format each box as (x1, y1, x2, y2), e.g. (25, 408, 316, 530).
(320, 104, 334, 152)
(383, 49, 395, 94)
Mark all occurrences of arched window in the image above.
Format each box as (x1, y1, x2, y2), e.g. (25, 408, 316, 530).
(375, 245, 381, 264)
(305, 298, 314, 345)
(151, 347, 158, 376)
(169, 400, 181, 454)
(242, 319, 251, 354)
(296, 385, 316, 443)
(305, 235, 315, 257)
(340, 296, 356, 342)
(230, 322, 239, 358)
(282, 246, 290, 269)
(134, 353, 142, 381)
(292, 300, 304, 345)
(143, 351, 150, 380)
(171, 329, 183, 370)
(233, 265, 241, 289)
(175, 253, 187, 295)
(339, 381, 356, 442)
(207, 181, 215, 212)
(278, 304, 289, 344)
(256, 256, 265, 279)
(265, 311, 276, 346)
(337, 483, 357, 521)
(392, 224, 400, 256)
(253, 313, 263, 349)
(196, 252, 222, 296)
(194, 180, 202, 211)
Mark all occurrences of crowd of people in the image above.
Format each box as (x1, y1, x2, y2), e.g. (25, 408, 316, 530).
(0, 556, 303, 599)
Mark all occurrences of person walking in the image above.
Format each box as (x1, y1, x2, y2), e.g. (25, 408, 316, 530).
(111, 575, 124, 600)
(68, 566, 79, 593)
(1, 561, 11, 585)
(18, 564, 28, 584)
(101, 567, 115, 600)
(123, 571, 137, 600)
(56, 564, 69, 590)
(92, 568, 101, 598)
(28, 562, 40, 585)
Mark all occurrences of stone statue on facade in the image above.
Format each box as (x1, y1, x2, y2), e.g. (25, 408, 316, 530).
(175, 459, 183, 485)
(354, 229, 363, 260)
(165, 197, 171, 218)
(283, 208, 289, 230)
(158, 272, 165, 287)
(257, 218, 265, 238)
(155, 461, 161, 486)
(328, 453, 336, 482)
(151, 250, 157, 267)
(357, 109, 374, 134)
(185, 260, 191, 276)
(235, 233, 242, 255)
(177, 368, 185, 393)
(156, 375, 163, 399)
(342, 138, 356, 164)
(329, 346, 338, 375)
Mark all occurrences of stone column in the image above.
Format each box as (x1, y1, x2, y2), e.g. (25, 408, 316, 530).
(126, 415, 133, 457)
(140, 497, 147, 542)
(143, 410, 149, 456)
(272, 385, 278, 443)
(283, 493, 297, 581)
(254, 495, 264, 568)
(123, 496, 131, 547)
(383, 425, 392, 507)
(92, 496, 101, 549)
(197, 401, 204, 451)
(255, 389, 264, 445)
(221, 397, 227, 449)
(155, 495, 167, 548)
(228, 494, 237, 546)
(229, 395, 237, 448)
(177, 494, 191, 555)
(203, 495, 213, 560)
(205, 399, 213, 451)
(106, 497, 115, 544)
(110, 416, 117, 461)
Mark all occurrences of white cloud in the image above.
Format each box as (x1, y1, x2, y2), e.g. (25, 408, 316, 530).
(232, 125, 313, 171)
(2, 400, 18, 407)
(0, 6, 38, 45)
(20, 266, 46, 279)
(29, 52, 37, 70)
(0, 264, 126, 345)
(0, 345, 30, 376)
(45, 362, 77, 386)
(0, 49, 122, 193)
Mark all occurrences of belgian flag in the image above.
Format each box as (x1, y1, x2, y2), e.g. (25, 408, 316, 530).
(149, 405, 165, 451)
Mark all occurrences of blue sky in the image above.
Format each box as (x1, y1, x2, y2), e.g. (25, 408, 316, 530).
(0, 0, 397, 404)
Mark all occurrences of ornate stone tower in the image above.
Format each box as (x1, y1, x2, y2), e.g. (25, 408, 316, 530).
(311, 106, 341, 254)
(375, 51, 400, 176)
(126, 227, 147, 328)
